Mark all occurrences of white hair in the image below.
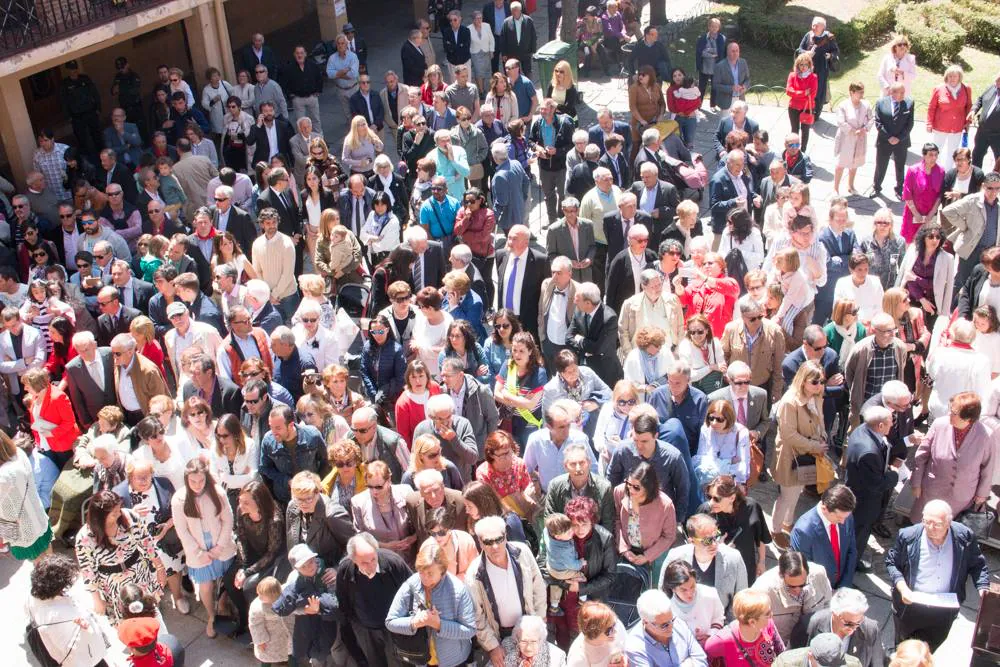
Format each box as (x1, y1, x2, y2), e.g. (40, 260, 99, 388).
(636, 589, 672, 623)
(215, 185, 234, 200)
(627, 223, 649, 241)
(642, 127, 660, 146)
(562, 196, 580, 209)
(738, 294, 764, 316)
(577, 282, 601, 305)
(433, 129, 451, 143)
(245, 279, 271, 303)
(666, 358, 691, 377)
(593, 167, 612, 180)
(352, 405, 377, 425)
(72, 331, 96, 348)
(551, 256, 573, 273)
(572, 129, 589, 143)
(374, 154, 393, 170)
(414, 468, 445, 490)
(923, 499, 953, 522)
(491, 142, 509, 161)
(110, 333, 136, 351)
(862, 405, 893, 429)
(726, 360, 751, 379)
(297, 300, 322, 317)
(871, 312, 896, 331)
(425, 393, 456, 418)
(881, 380, 911, 404)
(731, 99, 748, 114)
(950, 318, 976, 344)
(346, 532, 379, 559)
(829, 588, 869, 616)
(404, 226, 428, 244)
(689, 237, 709, 253)
(473, 515, 507, 539)
(451, 244, 473, 265)
(271, 326, 296, 346)
(513, 615, 548, 643)
(640, 162, 659, 176)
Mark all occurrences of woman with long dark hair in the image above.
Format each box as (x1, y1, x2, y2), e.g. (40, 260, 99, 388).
(494, 331, 548, 445)
(212, 230, 257, 284)
(462, 479, 527, 545)
(439, 319, 489, 382)
(171, 458, 236, 637)
(483, 308, 523, 379)
(45, 315, 76, 382)
(613, 461, 677, 578)
(74, 490, 165, 622)
(211, 413, 258, 515)
(719, 208, 765, 271)
(371, 246, 417, 314)
(898, 222, 954, 335)
(697, 474, 771, 584)
(299, 165, 336, 271)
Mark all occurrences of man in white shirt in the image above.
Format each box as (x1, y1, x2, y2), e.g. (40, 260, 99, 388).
(215, 264, 246, 323)
(539, 256, 578, 369)
(163, 301, 223, 391)
(292, 300, 345, 370)
(0, 267, 28, 308)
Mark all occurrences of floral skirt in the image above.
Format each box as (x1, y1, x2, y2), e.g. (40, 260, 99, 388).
(188, 531, 234, 584)
(11, 524, 51, 560)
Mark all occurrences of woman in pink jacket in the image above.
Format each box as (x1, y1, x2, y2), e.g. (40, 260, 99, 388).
(926, 65, 973, 171)
(171, 458, 236, 638)
(613, 461, 677, 579)
(785, 53, 819, 151)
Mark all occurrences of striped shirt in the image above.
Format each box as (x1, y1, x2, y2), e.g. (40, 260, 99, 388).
(762, 236, 828, 290)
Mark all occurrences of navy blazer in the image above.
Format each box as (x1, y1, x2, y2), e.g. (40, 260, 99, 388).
(695, 32, 727, 74)
(874, 96, 914, 147)
(886, 522, 989, 607)
(348, 90, 385, 129)
(818, 226, 857, 285)
(587, 121, 632, 157)
(845, 425, 896, 527)
(791, 505, 858, 589)
(713, 116, 760, 159)
(708, 167, 755, 233)
(442, 25, 472, 66)
(781, 347, 843, 399)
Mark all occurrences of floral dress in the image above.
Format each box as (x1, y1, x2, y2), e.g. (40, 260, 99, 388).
(475, 456, 532, 518)
(75, 508, 163, 624)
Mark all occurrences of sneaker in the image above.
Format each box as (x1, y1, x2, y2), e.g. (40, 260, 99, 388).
(174, 595, 191, 615)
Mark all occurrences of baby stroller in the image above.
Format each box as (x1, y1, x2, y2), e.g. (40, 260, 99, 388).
(607, 560, 650, 627)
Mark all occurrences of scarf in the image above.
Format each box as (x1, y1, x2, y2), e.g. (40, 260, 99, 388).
(506, 361, 542, 428)
(797, 69, 812, 79)
(196, 226, 217, 241)
(370, 211, 391, 236)
(640, 349, 660, 384)
(947, 84, 963, 98)
(834, 323, 859, 369)
(405, 389, 430, 404)
(378, 174, 395, 205)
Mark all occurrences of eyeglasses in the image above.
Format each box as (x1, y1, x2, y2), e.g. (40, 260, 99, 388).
(424, 450, 441, 459)
(693, 532, 722, 546)
(239, 370, 263, 378)
(430, 186, 445, 191)
(243, 396, 263, 405)
(214, 196, 229, 202)
(367, 481, 388, 490)
(481, 535, 506, 547)
(107, 191, 123, 197)
(708, 494, 731, 503)
(94, 253, 109, 260)
(689, 329, 707, 336)
(875, 327, 897, 334)
(360, 80, 371, 85)
(808, 378, 826, 386)
(301, 317, 318, 324)
(925, 233, 941, 240)
(646, 619, 674, 630)
(230, 319, 250, 327)
(76, 263, 91, 270)
(634, 238, 649, 245)
(31, 252, 47, 259)
(97, 299, 113, 307)
(494, 322, 511, 330)
(429, 528, 449, 538)
(667, 250, 682, 256)
(112, 350, 127, 357)
(874, 220, 893, 226)
(617, 398, 637, 407)
(169, 77, 180, 83)
(333, 458, 357, 468)
(12, 204, 25, 209)
(707, 415, 726, 424)
(369, 328, 387, 335)
(354, 425, 375, 434)
(841, 619, 863, 629)
(787, 143, 801, 149)
(809, 343, 827, 351)
(393, 296, 411, 303)
(414, 121, 427, 127)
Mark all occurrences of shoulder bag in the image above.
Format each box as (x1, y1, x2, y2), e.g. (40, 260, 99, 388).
(391, 586, 432, 665)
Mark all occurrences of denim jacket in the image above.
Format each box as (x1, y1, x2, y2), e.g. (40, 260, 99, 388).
(386, 572, 477, 667)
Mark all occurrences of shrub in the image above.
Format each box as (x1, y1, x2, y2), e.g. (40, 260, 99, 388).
(894, 2, 966, 70)
(948, 0, 1000, 54)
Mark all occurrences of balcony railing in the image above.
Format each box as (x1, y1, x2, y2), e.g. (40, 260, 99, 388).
(0, 0, 174, 58)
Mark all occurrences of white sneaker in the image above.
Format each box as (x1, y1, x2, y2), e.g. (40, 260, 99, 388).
(174, 595, 191, 615)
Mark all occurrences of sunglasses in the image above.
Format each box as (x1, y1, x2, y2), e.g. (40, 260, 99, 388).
(707, 415, 726, 424)
(481, 535, 506, 547)
(370, 328, 388, 335)
(694, 532, 722, 546)
(243, 396, 263, 405)
(617, 398, 637, 407)
(393, 296, 411, 303)
(667, 250, 682, 256)
(731, 380, 750, 386)
(708, 494, 731, 503)
(214, 197, 229, 202)
(354, 425, 375, 434)
(646, 619, 674, 630)
(429, 528, 449, 538)
(424, 451, 441, 459)
(301, 317, 318, 324)
(808, 378, 826, 386)
(367, 481, 388, 490)
(31, 252, 47, 259)
(494, 322, 511, 330)
(333, 459, 356, 468)
(689, 329, 707, 336)
(304, 376, 322, 384)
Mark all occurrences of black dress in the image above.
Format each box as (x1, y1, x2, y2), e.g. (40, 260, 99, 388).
(696, 496, 771, 585)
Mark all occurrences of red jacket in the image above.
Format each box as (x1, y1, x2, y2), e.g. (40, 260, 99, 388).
(681, 276, 740, 338)
(666, 84, 701, 116)
(785, 72, 818, 111)
(927, 84, 972, 134)
(394, 382, 442, 447)
(31, 385, 81, 453)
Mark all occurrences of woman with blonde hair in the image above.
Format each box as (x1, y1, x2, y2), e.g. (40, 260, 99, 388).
(320, 439, 365, 506)
(420, 64, 446, 105)
(298, 393, 351, 445)
(927, 65, 971, 171)
(547, 59, 582, 118)
(306, 136, 346, 189)
(823, 298, 867, 371)
(785, 52, 818, 151)
(342, 115, 384, 178)
(129, 315, 167, 380)
(322, 364, 369, 422)
(0, 430, 52, 560)
(623, 326, 673, 402)
(402, 433, 464, 490)
(593, 381, 639, 472)
(770, 360, 828, 548)
(883, 286, 930, 408)
(877, 34, 917, 97)
(890, 639, 934, 667)
(315, 210, 364, 294)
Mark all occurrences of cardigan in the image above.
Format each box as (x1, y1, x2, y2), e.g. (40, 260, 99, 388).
(661, 542, 747, 619)
(386, 573, 477, 667)
(170, 484, 237, 568)
(612, 485, 677, 562)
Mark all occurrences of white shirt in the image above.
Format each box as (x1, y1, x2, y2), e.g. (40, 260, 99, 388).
(265, 122, 279, 159)
(729, 170, 747, 199)
(833, 274, 885, 323)
(546, 288, 569, 345)
(639, 185, 658, 214)
(503, 249, 528, 315)
(629, 252, 646, 293)
(217, 207, 231, 232)
(117, 357, 140, 411)
(485, 556, 522, 628)
(216, 332, 263, 382)
(85, 356, 105, 390)
(293, 323, 345, 370)
(979, 280, 1000, 315)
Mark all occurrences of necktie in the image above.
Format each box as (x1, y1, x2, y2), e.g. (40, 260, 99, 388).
(505, 256, 520, 310)
(737, 398, 747, 426)
(584, 312, 592, 332)
(829, 522, 841, 575)
(892, 101, 900, 122)
(412, 256, 424, 290)
(354, 198, 363, 234)
(553, 289, 566, 297)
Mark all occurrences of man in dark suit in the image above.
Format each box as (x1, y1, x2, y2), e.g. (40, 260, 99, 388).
(566, 146, 600, 201)
(495, 224, 545, 336)
(109, 259, 154, 313)
(872, 82, 914, 197)
(546, 199, 597, 284)
(602, 193, 652, 265)
(343, 23, 368, 71)
(790, 484, 858, 590)
(64, 334, 117, 429)
(95, 285, 140, 347)
(97, 148, 138, 205)
(348, 77, 385, 130)
(588, 109, 632, 157)
(605, 224, 657, 314)
(566, 281, 622, 387)
(338, 175, 376, 239)
(237, 33, 278, 81)
(782, 325, 846, 436)
(482, 0, 512, 73)
(209, 186, 256, 261)
(181, 354, 245, 418)
(845, 405, 897, 572)
(707, 360, 772, 445)
(405, 226, 447, 291)
(537, 257, 580, 370)
(406, 471, 468, 544)
(886, 499, 989, 651)
(712, 101, 759, 160)
(630, 162, 679, 247)
(806, 594, 884, 667)
(597, 135, 631, 189)
(969, 73, 1000, 168)
(709, 149, 760, 237)
(755, 158, 798, 225)
(861, 382, 913, 471)
(442, 11, 472, 76)
(499, 3, 537, 77)
(249, 101, 294, 167)
(400, 29, 428, 88)
(173, 271, 226, 337)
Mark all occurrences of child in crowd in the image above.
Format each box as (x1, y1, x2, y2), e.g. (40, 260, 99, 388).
(667, 72, 701, 149)
(140, 235, 169, 283)
(249, 576, 293, 666)
(772, 247, 814, 337)
(762, 186, 791, 247)
(155, 157, 187, 220)
(118, 616, 175, 667)
(543, 512, 587, 616)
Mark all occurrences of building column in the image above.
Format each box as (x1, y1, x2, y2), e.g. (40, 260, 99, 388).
(0, 76, 36, 186)
(316, 0, 349, 42)
(413, 0, 428, 23)
(184, 2, 235, 87)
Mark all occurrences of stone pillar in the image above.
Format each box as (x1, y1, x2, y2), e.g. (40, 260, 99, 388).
(214, 0, 237, 83)
(317, 0, 350, 43)
(0, 76, 36, 186)
(184, 3, 235, 87)
(413, 0, 428, 24)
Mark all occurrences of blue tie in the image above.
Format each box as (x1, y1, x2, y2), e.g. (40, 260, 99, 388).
(506, 256, 520, 310)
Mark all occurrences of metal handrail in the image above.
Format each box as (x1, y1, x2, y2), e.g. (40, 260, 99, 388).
(0, 0, 173, 58)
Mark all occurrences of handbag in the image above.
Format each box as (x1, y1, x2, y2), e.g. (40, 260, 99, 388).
(467, 162, 485, 181)
(0, 474, 29, 543)
(746, 441, 765, 490)
(693, 370, 725, 394)
(800, 97, 815, 126)
(959, 506, 997, 541)
(791, 453, 818, 485)
(391, 588, 432, 666)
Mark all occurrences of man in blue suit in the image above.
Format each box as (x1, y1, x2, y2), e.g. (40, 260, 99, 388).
(442, 11, 472, 79)
(709, 149, 760, 237)
(886, 498, 989, 651)
(712, 100, 759, 159)
(790, 484, 858, 590)
(490, 142, 529, 232)
(348, 74, 385, 132)
(588, 108, 632, 157)
(845, 405, 897, 572)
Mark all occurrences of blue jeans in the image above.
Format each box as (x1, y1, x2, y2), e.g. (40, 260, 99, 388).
(675, 116, 697, 148)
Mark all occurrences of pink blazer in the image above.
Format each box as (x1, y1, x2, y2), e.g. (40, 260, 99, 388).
(910, 417, 997, 522)
(613, 484, 677, 562)
(170, 484, 237, 568)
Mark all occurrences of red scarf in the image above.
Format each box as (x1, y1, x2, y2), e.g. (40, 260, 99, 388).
(950, 341, 973, 350)
(196, 226, 217, 242)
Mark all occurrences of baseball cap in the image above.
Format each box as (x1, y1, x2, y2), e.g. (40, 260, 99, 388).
(166, 301, 188, 317)
(810, 633, 849, 667)
(288, 543, 318, 569)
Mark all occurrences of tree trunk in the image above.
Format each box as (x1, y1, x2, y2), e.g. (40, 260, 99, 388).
(560, 0, 578, 42)
(649, 0, 666, 27)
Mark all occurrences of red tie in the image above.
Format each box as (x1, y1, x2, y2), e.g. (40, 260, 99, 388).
(830, 522, 841, 574)
(737, 399, 747, 426)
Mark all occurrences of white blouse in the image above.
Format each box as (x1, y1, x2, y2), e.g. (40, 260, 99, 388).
(0, 449, 49, 548)
(677, 338, 725, 383)
(211, 439, 260, 491)
(469, 23, 495, 54)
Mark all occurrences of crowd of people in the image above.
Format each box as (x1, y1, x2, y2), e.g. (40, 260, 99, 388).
(2, 2, 1000, 667)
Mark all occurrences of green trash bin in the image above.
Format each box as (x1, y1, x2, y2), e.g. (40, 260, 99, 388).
(533, 39, 578, 87)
